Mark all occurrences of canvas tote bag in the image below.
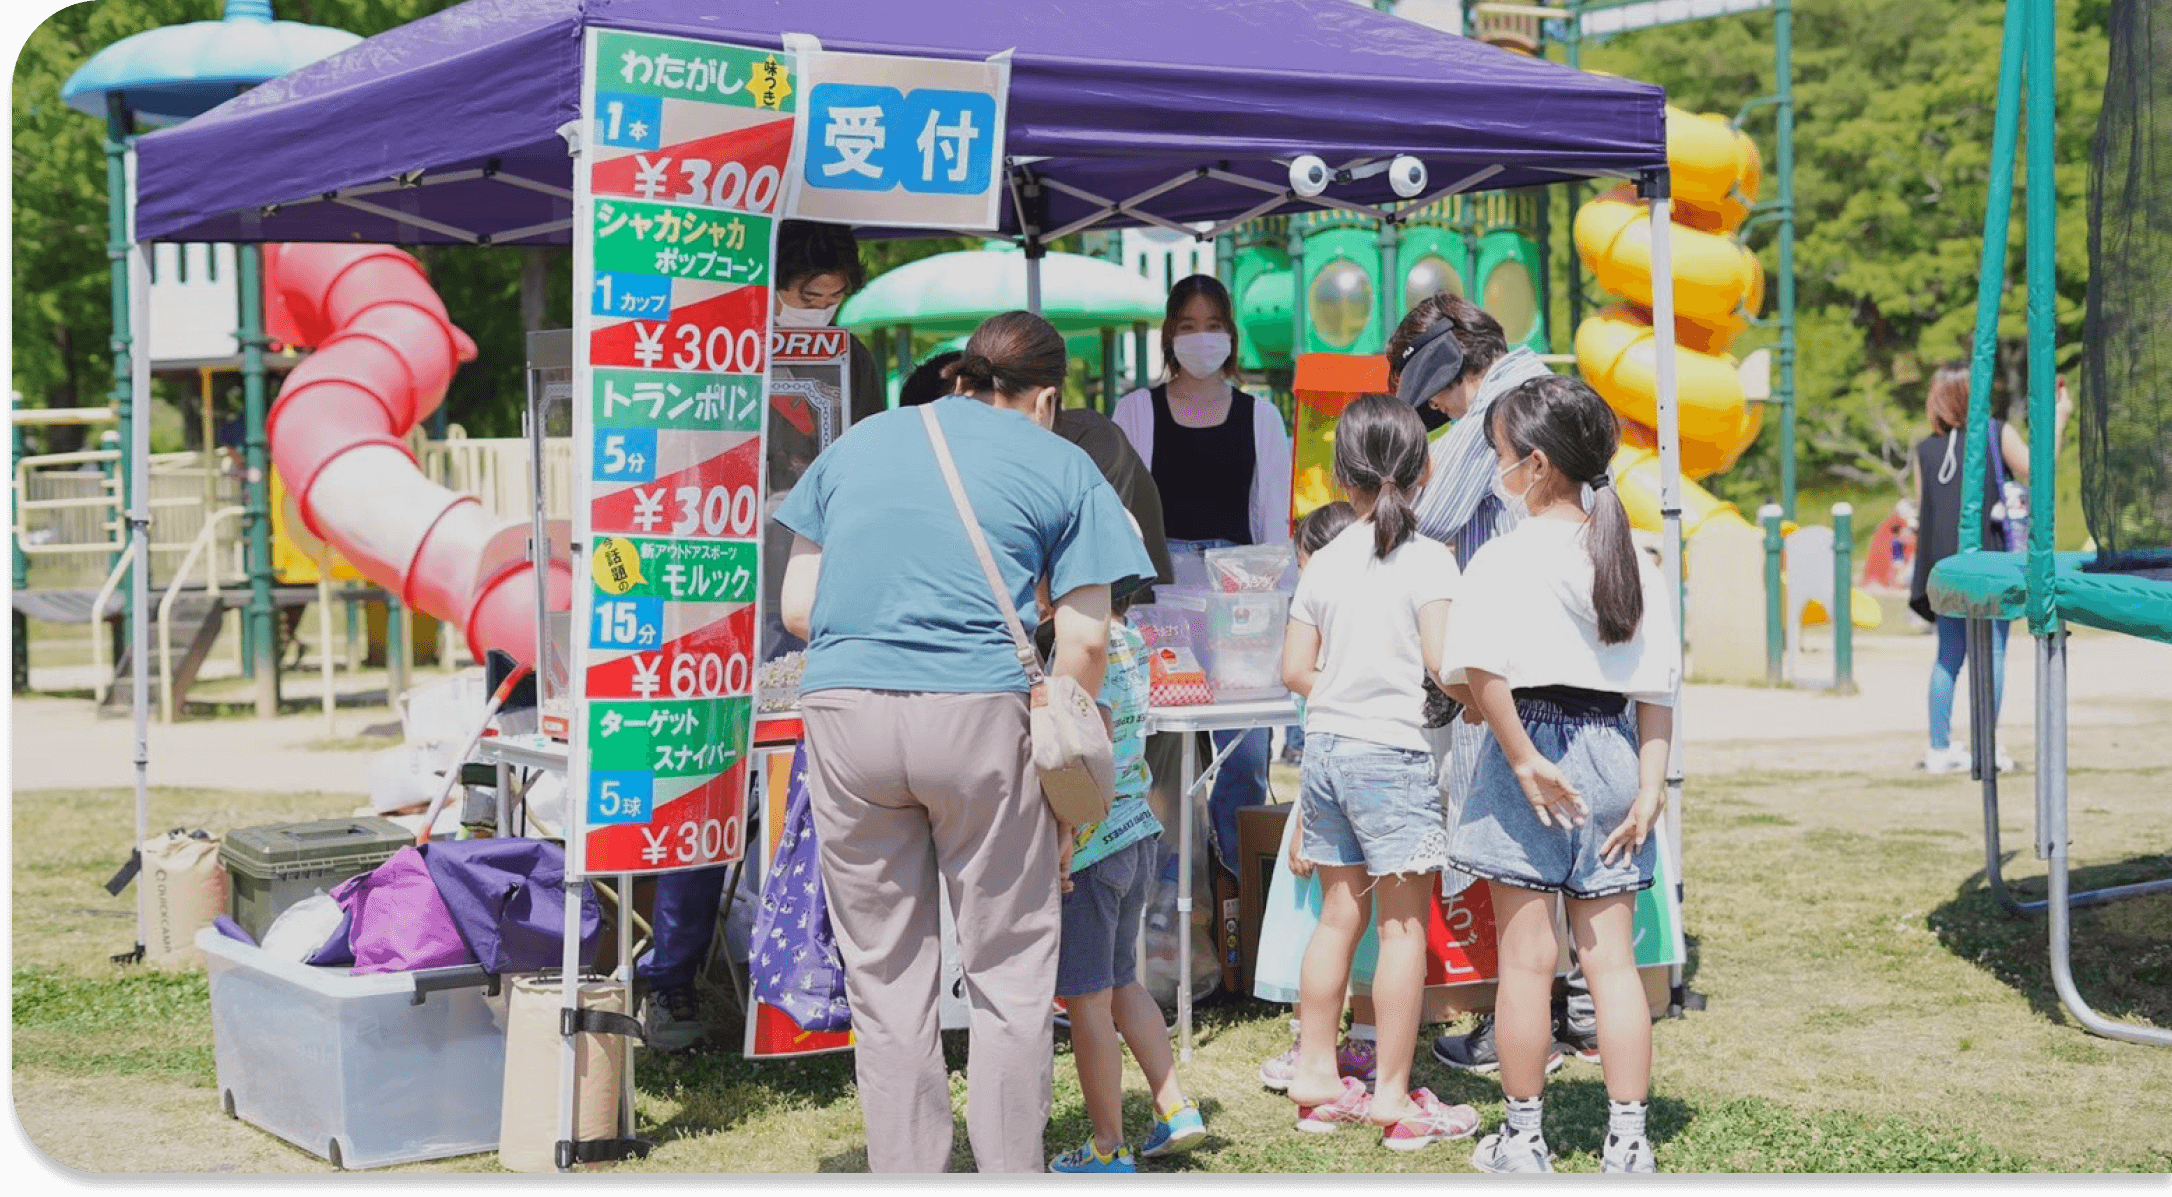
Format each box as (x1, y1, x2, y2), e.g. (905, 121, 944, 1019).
(919, 405, 1114, 827)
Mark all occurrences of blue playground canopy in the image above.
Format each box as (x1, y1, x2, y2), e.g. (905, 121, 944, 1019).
(62, 0, 361, 127)
(133, 0, 1668, 245)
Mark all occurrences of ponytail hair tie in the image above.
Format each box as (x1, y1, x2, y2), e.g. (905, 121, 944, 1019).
(1589, 473, 1612, 491)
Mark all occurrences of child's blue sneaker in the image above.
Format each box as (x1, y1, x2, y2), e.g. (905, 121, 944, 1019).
(1049, 1140, 1136, 1173)
(1140, 1099, 1206, 1158)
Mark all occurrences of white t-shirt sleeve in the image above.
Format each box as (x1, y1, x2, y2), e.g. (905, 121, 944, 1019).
(1406, 540, 1462, 614)
(1438, 540, 1512, 685)
(1289, 562, 1323, 628)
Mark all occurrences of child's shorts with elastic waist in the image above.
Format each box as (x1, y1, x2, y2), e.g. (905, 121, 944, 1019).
(1299, 732, 1449, 877)
(1448, 696, 1656, 899)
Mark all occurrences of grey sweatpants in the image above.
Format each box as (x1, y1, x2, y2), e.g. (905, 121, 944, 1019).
(800, 688, 1061, 1174)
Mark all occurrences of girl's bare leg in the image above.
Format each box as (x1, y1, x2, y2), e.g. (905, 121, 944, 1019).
(1362, 873, 1431, 1125)
(1567, 893, 1649, 1100)
(1287, 864, 1370, 1107)
(1489, 882, 1562, 1100)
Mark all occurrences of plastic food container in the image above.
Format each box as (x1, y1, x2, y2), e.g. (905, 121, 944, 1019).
(199, 927, 507, 1169)
(221, 817, 415, 943)
(1160, 589, 1291, 702)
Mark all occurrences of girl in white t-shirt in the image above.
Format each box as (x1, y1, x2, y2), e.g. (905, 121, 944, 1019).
(1437, 373, 1679, 1174)
(1278, 396, 1479, 1152)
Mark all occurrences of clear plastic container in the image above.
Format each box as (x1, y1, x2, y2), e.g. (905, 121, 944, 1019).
(199, 927, 507, 1169)
(1161, 588, 1290, 701)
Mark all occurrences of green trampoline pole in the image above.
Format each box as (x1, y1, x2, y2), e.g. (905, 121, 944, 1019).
(1960, 0, 2028, 560)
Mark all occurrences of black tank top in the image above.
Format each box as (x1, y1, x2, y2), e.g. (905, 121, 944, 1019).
(1149, 384, 1256, 545)
(1910, 422, 2006, 617)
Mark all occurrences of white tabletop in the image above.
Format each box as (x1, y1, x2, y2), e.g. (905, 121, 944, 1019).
(1146, 695, 1299, 734)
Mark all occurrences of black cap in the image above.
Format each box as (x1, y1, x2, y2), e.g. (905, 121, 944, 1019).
(1393, 322, 1466, 412)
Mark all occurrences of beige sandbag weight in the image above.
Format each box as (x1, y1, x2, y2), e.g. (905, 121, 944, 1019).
(139, 830, 227, 970)
(498, 976, 629, 1173)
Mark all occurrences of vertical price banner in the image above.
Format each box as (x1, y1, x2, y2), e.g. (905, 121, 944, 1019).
(574, 28, 795, 874)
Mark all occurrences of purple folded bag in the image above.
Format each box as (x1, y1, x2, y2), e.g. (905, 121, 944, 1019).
(333, 845, 474, 975)
(423, 837, 601, 976)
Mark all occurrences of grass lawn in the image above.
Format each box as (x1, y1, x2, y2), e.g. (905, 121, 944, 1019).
(13, 744, 2172, 1173)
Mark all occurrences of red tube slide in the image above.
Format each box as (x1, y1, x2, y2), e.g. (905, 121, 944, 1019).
(264, 244, 570, 667)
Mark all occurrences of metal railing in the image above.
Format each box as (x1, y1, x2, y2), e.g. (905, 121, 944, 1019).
(155, 506, 246, 723)
(421, 427, 573, 522)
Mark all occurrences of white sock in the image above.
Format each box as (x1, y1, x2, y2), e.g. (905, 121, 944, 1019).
(1345, 1022, 1376, 1042)
(1504, 1095, 1545, 1145)
(1289, 1017, 1303, 1036)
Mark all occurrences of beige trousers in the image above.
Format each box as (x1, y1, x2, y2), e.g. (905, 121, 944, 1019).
(800, 688, 1061, 1174)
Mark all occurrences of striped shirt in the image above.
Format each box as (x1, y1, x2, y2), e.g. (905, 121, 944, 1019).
(1411, 347, 1557, 565)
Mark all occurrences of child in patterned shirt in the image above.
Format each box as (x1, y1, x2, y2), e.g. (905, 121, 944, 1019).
(1046, 595, 1206, 1172)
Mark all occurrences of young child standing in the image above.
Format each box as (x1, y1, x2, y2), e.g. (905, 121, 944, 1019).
(1438, 374, 1678, 1174)
(1279, 397, 1480, 1151)
(1049, 596, 1207, 1173)
(1253, 502, 1382, 1093)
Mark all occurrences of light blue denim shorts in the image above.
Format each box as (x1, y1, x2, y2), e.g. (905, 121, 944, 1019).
(1449, 698, 1655, 899)
(1298, 732, 1449, 877)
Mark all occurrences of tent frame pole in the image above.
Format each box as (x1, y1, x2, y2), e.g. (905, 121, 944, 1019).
(1641, 169, 1690, 1013)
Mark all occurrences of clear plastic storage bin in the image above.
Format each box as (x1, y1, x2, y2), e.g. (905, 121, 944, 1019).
(1160, 589, 1291, 701)
(199, 927, 507, 1169)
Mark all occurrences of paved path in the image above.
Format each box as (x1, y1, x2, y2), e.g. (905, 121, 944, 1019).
(11, 629, 2171, 795)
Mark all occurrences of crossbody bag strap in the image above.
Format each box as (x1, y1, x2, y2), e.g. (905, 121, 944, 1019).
(920, 405, 1047, 685)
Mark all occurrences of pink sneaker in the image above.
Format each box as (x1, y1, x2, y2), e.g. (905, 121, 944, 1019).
(1258, 1040, 1299, 1091)
(1337, 1037, 1378, 1086)
(1264, 1036, 1376, 1091)
(1378, 1088, 1481, 1152)
(1294, 1076, 1373, 1134)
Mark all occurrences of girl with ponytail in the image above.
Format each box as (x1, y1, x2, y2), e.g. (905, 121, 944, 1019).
(1277, 396, 1480, 1152)
(1434, 373, 1679, 1175)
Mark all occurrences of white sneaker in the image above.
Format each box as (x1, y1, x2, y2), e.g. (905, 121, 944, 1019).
(1993, 743, 2017, 773)
(1920, 745, 1970, 775)
(1601, 1132, 1657, 1173)
(1471, 1132, 1553, 1173)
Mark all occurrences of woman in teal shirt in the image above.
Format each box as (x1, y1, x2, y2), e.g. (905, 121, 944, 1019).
(775, 311, 1153, 1174)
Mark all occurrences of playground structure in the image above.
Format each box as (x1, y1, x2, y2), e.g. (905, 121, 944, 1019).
(258, 243, 571, 672)
(1927, 0, 2172, 1048)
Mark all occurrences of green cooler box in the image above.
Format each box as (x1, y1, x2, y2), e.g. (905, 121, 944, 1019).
(222, 817, 414, 942)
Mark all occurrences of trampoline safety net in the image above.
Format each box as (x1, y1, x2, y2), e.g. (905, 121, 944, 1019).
(2081, 0, 2172, 576)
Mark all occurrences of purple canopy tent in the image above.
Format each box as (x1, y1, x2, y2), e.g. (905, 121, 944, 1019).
(135, 0, 1670, 246)
(128, 0, 1696, 1122)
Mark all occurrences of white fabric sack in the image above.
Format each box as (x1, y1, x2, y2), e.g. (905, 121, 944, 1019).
(259, 890, 347, 963)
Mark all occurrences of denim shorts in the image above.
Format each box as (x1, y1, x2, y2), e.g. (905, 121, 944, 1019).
(1299, 732, 1449, 877)
(1449, 699, 1655, 899)
(1056, 836, 1154, 998)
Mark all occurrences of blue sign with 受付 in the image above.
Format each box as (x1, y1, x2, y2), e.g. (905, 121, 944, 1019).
(803, 84, 997, 197)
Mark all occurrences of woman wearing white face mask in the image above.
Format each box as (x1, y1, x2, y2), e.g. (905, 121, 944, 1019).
(1113, 275, 1293, 552)
(774, 220, 887, 426)
(1113, 275, 1293, 881)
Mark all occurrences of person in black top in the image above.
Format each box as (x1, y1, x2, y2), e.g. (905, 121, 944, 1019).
(1907, 361, 2071, 774)
(1112, 276, 1294, 879)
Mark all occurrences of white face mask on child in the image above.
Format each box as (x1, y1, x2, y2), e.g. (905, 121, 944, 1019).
(1492, 456, 1534, 520)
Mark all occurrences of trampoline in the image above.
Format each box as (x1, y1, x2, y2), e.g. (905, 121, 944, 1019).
(1926, 0, 2172, 1047)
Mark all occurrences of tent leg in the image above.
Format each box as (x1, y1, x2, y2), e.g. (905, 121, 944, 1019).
(2039, 630, 2172, 1047)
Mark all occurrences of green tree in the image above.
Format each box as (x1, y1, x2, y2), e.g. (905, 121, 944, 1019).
(1577, 0, 2108, 506)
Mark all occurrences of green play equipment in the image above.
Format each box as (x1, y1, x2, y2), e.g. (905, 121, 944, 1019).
(839, 242, 1167, 409)
(1926, 0, 2172, 1048)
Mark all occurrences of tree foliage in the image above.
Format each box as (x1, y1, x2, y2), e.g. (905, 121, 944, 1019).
(1578, 0, 2109, 505)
